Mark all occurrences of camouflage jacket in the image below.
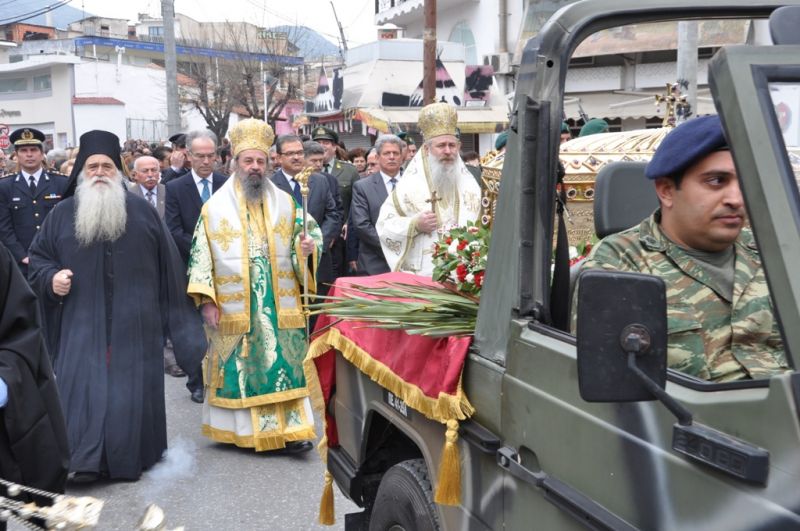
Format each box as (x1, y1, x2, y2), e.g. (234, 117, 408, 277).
(575, 211, 789, 383)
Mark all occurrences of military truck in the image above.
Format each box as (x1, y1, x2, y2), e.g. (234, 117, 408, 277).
(326, 1, 800, 529)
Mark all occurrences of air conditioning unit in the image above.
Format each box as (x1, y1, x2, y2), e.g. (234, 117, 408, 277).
(483, 52, 512, 74)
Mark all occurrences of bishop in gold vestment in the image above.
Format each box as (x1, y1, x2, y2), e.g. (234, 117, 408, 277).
(187, 119, 322, 453)
(377, 102, 481, 276)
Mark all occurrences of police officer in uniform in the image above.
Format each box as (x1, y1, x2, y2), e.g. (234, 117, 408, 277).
(0, 128, 68, 274)
(311, 126, 359, 278)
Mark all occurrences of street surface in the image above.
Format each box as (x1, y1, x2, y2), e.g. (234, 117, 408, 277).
(16, 371, 357, 530)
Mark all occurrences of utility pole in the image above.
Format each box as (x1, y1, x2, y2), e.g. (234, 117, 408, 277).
(423, 0, 436, 105)
(330, 1, 348, 60)
(162, 0, 181, 136)
(676, 21, 698, 122)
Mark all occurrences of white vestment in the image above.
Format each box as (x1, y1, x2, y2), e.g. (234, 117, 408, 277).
(376, 152, 481, 276)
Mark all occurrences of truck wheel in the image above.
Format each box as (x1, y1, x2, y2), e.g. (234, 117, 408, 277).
(368, 458, 440, 531)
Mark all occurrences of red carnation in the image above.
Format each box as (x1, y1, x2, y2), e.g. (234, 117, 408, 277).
(457, 239, 468, 251)
(474, 271, 484, 288)
(456, 263, 468, 281)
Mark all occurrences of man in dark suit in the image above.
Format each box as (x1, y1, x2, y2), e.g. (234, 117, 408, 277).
(128, 155, 166, 219)
(350, 134, 403, 275)
(165, 130, 227, 265)
(165, 130, 227, 403)
(311, 126, 358, 278)
(0, 128, 68, 275)
(160, 132, 191, 184)
(303, 140, 344, 281)
(272, 134, 341, 296)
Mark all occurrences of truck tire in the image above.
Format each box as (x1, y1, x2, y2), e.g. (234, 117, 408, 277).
(368, 458, 441, 531)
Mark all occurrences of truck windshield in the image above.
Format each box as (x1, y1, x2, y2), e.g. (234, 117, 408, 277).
(767, 82, 800, 191)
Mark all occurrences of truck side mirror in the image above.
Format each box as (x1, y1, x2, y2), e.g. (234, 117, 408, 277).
(576, 269, 668, 402)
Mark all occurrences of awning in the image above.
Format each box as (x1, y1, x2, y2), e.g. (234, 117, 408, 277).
(564, 91, 717, 120)
(354, 105, 509, 135)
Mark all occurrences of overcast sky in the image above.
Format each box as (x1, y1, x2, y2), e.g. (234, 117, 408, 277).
(71, 0, 378, 47)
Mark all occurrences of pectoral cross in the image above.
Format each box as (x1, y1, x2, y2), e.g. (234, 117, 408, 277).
(426, 190, 441, 215)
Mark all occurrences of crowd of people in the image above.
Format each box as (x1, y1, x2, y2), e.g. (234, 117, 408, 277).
(0, 102, 789, 514)
(0, 101, 486, 496)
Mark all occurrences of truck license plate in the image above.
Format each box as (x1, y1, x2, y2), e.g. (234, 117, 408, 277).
(383, 389, 411, 419)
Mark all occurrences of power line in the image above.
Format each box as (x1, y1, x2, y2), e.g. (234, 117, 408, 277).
(0, 0, 72, 25)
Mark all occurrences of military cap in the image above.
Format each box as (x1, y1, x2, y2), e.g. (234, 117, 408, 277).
(169, 133, 187, 148)
(645, 115, 728, 180)
(10, 127, 45, 149)
(579, 118, 609, 137)
(311, 126, 339, 144)
(495, 130, 508, 151)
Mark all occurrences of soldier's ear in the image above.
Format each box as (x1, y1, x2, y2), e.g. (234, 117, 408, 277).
(653, 177, 675, 209)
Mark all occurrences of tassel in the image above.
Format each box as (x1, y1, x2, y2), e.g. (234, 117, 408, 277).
(434, 419, 461, 506)
(318, 470, 335, 525)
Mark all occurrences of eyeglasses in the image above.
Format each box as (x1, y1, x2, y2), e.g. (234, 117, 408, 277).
(281, 150, 305, 158)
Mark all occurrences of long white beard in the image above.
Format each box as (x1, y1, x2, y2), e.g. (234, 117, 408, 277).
(236, 167, 267, 205)
(427, 153, 460, 213)
(75, 170, 127, 246)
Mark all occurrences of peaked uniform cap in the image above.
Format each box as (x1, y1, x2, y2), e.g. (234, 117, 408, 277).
(311, 126, 338, 144)
(10, 128, 45, 149)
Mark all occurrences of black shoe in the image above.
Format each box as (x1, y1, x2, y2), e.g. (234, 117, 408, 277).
(165, 365, 186, 377)
(280, 441, 314, 454)
(190, 388, 204, 404)
(68, 471, 101, 484)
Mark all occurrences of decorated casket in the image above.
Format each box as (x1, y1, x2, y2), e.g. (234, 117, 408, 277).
(480, 127, 672, 246)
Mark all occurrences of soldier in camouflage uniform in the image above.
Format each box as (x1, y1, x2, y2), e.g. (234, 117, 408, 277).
(575, 115, 790, 382)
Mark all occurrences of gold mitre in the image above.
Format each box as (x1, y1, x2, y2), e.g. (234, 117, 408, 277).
(229, 118, 275, 157)
(418, 102, 458, 140)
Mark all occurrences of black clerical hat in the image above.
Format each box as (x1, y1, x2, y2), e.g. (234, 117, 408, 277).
(64, 130, 124, 198)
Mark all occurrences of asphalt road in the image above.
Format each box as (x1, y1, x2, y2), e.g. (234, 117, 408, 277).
(20, 372, 358, 530)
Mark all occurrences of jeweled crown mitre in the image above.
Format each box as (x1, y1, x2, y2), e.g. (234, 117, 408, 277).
(229, 118, 275, 157)
(418, 102, 458, 140)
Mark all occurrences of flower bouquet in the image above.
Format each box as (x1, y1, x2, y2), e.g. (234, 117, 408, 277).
(431, 222, 490, 298)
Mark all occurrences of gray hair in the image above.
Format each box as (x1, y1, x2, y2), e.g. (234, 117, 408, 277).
(374, 134, 403, 155)
(303, 140, 325, 157)
(185, 129, 218, 152)
(47, 149, 68, 168)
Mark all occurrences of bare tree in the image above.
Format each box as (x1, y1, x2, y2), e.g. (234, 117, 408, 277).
(178, 21, 306, 137)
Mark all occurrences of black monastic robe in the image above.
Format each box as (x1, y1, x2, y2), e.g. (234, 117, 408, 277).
(28, 193, 206, 480)
(0, 243, 69, 495)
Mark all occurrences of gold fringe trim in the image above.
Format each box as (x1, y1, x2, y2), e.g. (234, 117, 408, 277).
(278, 311, 307, 330)
(303, 327, 473, 514)
(207, 385, 311, 409)
(305, 328, 474, 423)
(201, 424, 316, 452)
(218, 317, 250, 336)
(318, 470, 335, 525)
(434, 419, 461, 506)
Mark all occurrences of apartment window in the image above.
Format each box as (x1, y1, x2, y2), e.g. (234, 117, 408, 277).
(33, 74, 51, 91)
(149, 26, 164, 37)
(0, 78, 27, 93)
(449, 22, 478, 65)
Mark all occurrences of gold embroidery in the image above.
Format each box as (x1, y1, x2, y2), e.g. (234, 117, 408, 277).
(218, 292, 245, 303)
(278, 287, 300, 298)
(216, 275, 242, 285)
(385, 238, 402, 255)
(274, 216, 294, 243)
(209, 218, 241, 252)
(277, 269, 295, 280)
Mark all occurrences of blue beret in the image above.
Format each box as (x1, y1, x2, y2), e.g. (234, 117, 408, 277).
(495, 131, 508, 150)
(645, 115, 727, 179)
